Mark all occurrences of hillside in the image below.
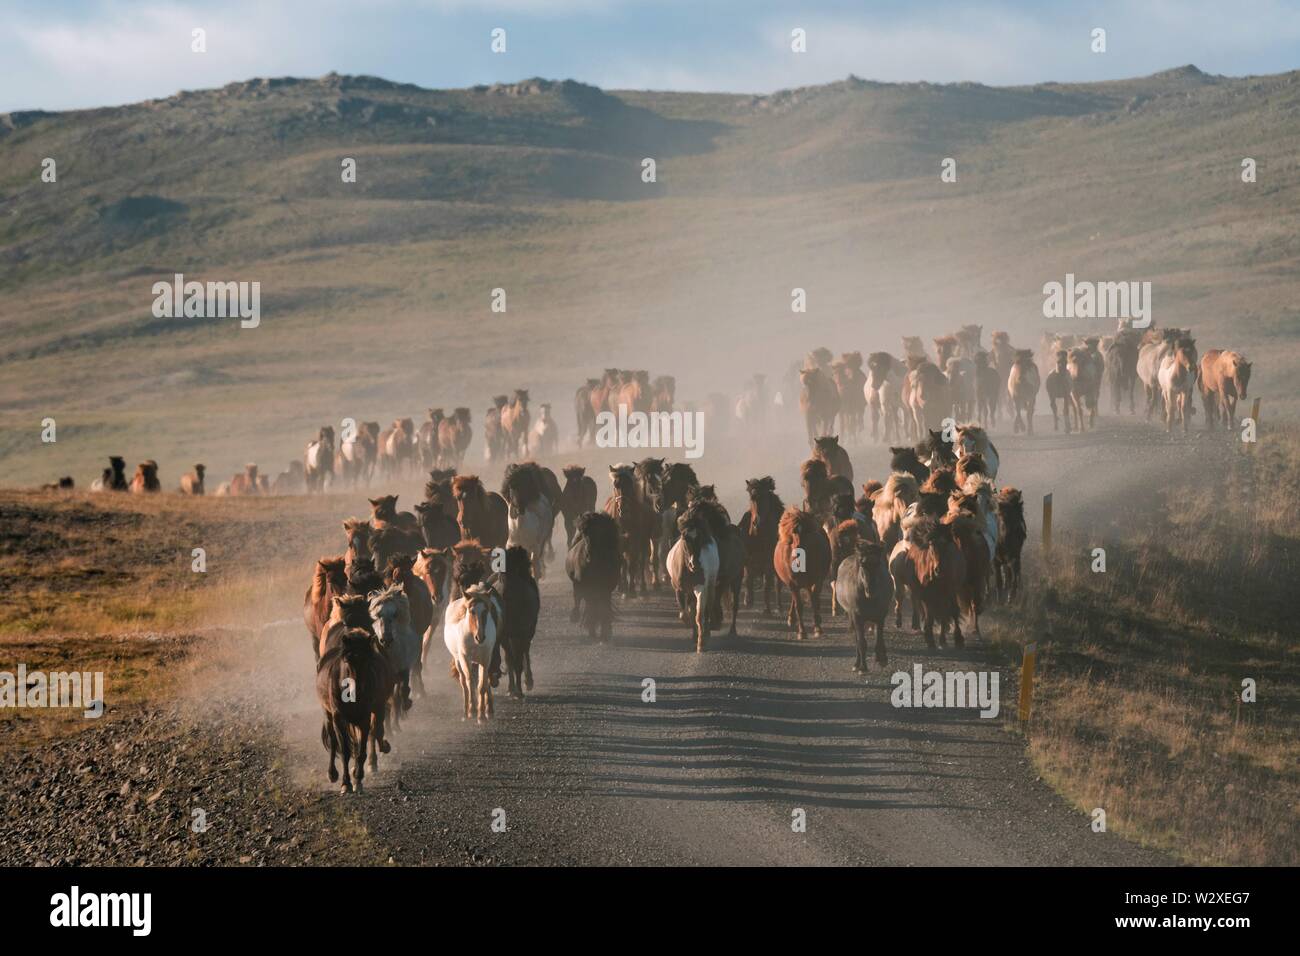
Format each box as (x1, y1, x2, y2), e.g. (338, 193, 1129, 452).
(1, 65, 1298, 486)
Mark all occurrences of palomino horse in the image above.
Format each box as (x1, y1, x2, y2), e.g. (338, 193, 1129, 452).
(1158, 338, 1199, 433)
(666, 506, 720, 652)
(443, 583, 502, 722)
(305, 426, 335, 493)
(737, 476, 784, 614)
(864, 353, 905, 444)
(604, 464, 648, 597)
(799, 367, 840, 447)
(773, 508, 831, 640)
(1008, 349, 1041, 435)
(565, 511, 622, 642)
(1199, 349, 1252, 431)
(451, 475, 509, 550)
(955, 424, 999, 480)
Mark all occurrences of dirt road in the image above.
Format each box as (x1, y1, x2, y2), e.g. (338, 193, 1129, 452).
(271, 417, 1206, 866)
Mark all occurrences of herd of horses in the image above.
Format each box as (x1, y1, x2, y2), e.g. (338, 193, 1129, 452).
(793, 321, 1252, 445)
(298, 402, 1026, 793)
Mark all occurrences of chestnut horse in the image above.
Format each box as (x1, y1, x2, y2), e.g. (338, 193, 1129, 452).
(902, 517, 966, 649)
(499, 389, 532, 460)
(604, 464, 648, 597)
(773, 508, 831, 640)
(451, 475, 509, 550)
(799, 367, 840, 447)
(737, 476, 784, 614)
(574, 378, 600, 447)
(1008, 349, 1041, 435)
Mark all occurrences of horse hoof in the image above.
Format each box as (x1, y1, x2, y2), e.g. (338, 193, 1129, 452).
(328, 767, 339, 782)
(340, 783, 352, 795)
(379, 740, 391, 754)
(813, 628, 823, 638)
(354, 780, 364, 794)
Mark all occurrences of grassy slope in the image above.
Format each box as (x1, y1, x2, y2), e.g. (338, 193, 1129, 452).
(1, 67, 1299, 487)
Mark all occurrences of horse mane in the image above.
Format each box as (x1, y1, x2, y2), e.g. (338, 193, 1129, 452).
(748, 475, 776, 496)
(779, 507, 819, 540)
(314, 556, 347, 598)
(921, 467, 957, 495)
(504, 545, 532, 577)
(368, 582, 406, 607)
(862, 479, 883, 499)
(501, 462, 544, 512)
(682, 499, 729, 538)
(664, 462, 698, 485)
(562, 464, 587, 480)
(576, 511, 620, 553)
(801, 458, 829, 485)
(880, 472, 919, 506)
(333, 593, 372, 628)
(452, 474, 484, 497)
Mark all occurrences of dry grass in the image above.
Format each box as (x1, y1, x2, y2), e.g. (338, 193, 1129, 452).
(993, 430, 1300, 865)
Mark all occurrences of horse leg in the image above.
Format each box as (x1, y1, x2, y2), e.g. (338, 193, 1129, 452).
(676, 586, 689, 623)
(952, 601, 965, 648)
(570, 585, 582, 624)
(810, 583, 824, 638)
(874, 619, 888, 668)
(790, 590, 805, 639)
(325, 719, 339, 783)
(728, 579, 740, 636)
(354, 724, 368, 793)
(334, 714, 353, 794)
(459, 665, 471, 720)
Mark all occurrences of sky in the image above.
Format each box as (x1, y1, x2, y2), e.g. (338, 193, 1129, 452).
(3, 0, 1300, 112)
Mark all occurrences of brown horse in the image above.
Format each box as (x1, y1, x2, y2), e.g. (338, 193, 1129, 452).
(337, 421, 379, 488)
(128, 460, 160, 493)
(604, 464, 648, 597)
(944, 503, 990, 642)
(974, 351, 1000, 427)
(559, 465, 598, 547)
(1067, 346, 1099, 431)
(773, 508, 831, 639)
(1045, 350, 1072, 432)
(574, 378, 600, 447)
(902, 517, 966, 649)
(833, 353, 867, 441)
(383, 553, 434, 698)
(317, 620, 392, 794)
(417, 409, 445, 471)
(378, 418, 416, 478)
(451, 475, 509, 550)
(435, 408, 470, 469)
(1199, 349, 1252, 431)
(865, 352, 905, 444)
(650, 375, 676, 413)
(799, 366, 840, 446)
(990, 331, 1016, 417)
(305, 426, 335, 493)
(994, 487, 1026, 604)
(565, 511, 622, 642)
(907, 356, 951, 439)
(590, 369, 620, 421)
(228, 463, 261, 496)
(1008, 349, 1041, 435)
(179, 464, 205, 495)
(304, 556, 348, 661)
(499, 389, 531, 460)
(812, 435, 853, 485)
(738, 476, 784, 614)
(801, 457, 854, 531)
(368, 494, 418, 532)
(617, 370, 652, 415)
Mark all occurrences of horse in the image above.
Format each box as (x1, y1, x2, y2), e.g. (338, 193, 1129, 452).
(434, 408, 470, 469)
(178, 464, 205, 495)
(954, 424, 999, 480)
(531, 403, 558, 457)
(378, 418, 416, 478)
(666, 506, 720, 652)
(483, 396, 508, 463)
(973, 351, 1000, 427)
(604, 464, 648, 597)
(305, 426, 335, 493)
(337, 421, 379, 488)
(944, 501, 991, 643)
(128, 460, 160, 493)
(812, 435, 854, 486)
(443, 582, 502, 722)
(272, 461, 306, 495)
(735, 374, 767, 428)
(317, 623, 391, 793)
(417, 409, 445, 471)
(369, 494, 418, 532)
(590, 369, 619, 423)
(773, 508, 831, 640)
(383, 554, 434, 698)
(1199, 350, 1252, 431)
(412, 547, 453, 669)
(651, 375, 676, 413)
(955, 324, 984, 359)
(1045, 350, 1073, 432)
(902, 517, 966, 649)
(835, 539, 893, 671)
(566, 511, 622, 643)
(993, 487, 1026, 604)
(225, 463, 261, 496)
(738, 476, 784, 615)
(990, 331, 1017, 418)
(832, 353, 867, 441)
(634, 458, 668, 590)
(1067, 346, 1099, 431)
(872, 472, 919, 552)
(799, 366, 840, 447)
(1158, 338, 1198, 433)
(90, 456, 129, 492)
(499, 389, 532, 460)
(1103, 331, 1141, 415)
(559, 465, 598, 548)
(502, 462, 555, 579)
(907, 357, 951, 439)
(304, 556, 349, 661)
(683, 499, 743, 637)
(368, 584, 421, 723)
(496, 545, 540, 700)
(414, 498, 460, 550)
(864, 352, 905, 444)
(342, 518, 373, 578)
(452, 475, 509, 550)
(574, 378, 600, 448)
(1008, 349, 1041, 435)
(801, 458, 854, 530)
(1137, 329, 1183, 421)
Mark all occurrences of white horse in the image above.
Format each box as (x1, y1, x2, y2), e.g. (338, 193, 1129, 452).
(1158, 344, 1198, 433)
(530, 404, 558, 457)
(508, 495, 554, 580)
(665, 519, 719, 652)
(443, 583, 501, 722)
(369, 585, 421, 724)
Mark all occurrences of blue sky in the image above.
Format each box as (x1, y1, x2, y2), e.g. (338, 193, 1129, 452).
(3, 0, 1300, 112)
